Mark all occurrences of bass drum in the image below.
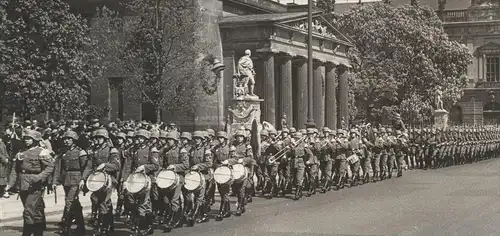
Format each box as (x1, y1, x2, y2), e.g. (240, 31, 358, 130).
(213, 166, 233, 185)
(124, 172, 151, 194)
(232, 164, 248, 182)
(156, 170, 179, 190)
(86, 171, 111, 192)
(184, 171, 206, 192)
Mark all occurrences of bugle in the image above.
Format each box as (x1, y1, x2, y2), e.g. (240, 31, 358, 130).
(267, 136, 307, 164)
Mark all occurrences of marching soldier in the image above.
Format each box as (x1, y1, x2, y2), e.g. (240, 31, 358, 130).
(53, 131, 88, 235)
(305, 128, 319, 196)
(287, 131, 312, 200)
(114, 132, 128, 218)
(187, 131, 213, 224)
(319, 127, 333, 193)
(347, 129, 362, 187)
(123, 129, 159, 235)
(278, 128, 293, 196)
(81, 129, 120, 236)
(159, 131, 189, 232)
(261, 130, 280, 199)
(334, 129, 349, 189)
(213, 131, 231, 221)
(6, 130, 55, 236)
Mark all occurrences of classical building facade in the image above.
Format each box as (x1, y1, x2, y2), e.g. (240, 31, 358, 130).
(75, 0, 353, 130)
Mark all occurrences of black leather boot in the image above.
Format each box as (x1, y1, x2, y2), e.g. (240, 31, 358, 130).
(187, 204, 200, 227)
(215, 201, 225, 221)
(197, 201, 209, 223)
(32, 223, 45, 236)
(142, 214, 154, 235)
(293, 185, 302, 200)
(223, 201, 231, 218)
(235, 198, 243, 216)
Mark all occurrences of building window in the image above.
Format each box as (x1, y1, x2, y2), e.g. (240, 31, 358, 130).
(486, 56, 500, 82)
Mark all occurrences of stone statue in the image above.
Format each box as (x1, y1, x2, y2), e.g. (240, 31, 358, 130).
(434, 86, 444, 110)
(280, 114, 288, 130)
(236, 49, 257, 98)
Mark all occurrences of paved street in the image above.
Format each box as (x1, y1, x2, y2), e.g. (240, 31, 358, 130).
(1, 159, 500, 236)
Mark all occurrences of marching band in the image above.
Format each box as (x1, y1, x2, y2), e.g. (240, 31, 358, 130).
(3, 119, 500, 236)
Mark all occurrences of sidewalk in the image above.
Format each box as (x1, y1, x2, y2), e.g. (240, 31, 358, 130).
(0, 186, 118, 226)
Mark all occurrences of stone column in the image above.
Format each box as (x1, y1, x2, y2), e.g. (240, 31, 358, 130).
(337, 64, 349, 129)
(294, 57, 307, 129)
(260, 52, 276, 126)
(325, 62, 337, 130)
(280, 54, 293, 128)
(313, 60, 325, 128)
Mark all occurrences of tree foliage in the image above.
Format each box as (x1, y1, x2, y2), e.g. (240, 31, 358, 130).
(335, 3, 472, 125)
(0, 0, 102, 118)
(94, 0, 214, 122)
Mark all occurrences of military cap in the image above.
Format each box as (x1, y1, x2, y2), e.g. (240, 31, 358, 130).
(337, 129, 346, 135)
(202, 131, 210, 139)
(180, 132, 192, 140)
(299, 129, 307, 135)
(379, 127, 386, 133)
(24, 120, 32, 126)
(217, 131, 228, 139)
(159, 130, 168, 139)
(289, 127, 297, 133)
(386, 128, 393, 133)
(319, 133, 326, 138)
(23, 130, 42, 141)
(313, 128, 319, 134)
(306, 128, 315, 135)
(292, 132, 302, 138)
(260, 130, 269, 136)
(269, 129, 277, 135)
(168, 123, 177, 127)
(166, 131, 179, 141)
(135, 129, 151, 139)
(282, 128, 290, 133)
(322, 127, 331, 133)
(116, 132, 127, 140)
(150, 130, 160, 139)
(235, 130, 246, 137)
(62, 131, 79, 140)
(93, 129, 109, 139)
(192, 131, 204, 139)
(206, 129, 215, 136)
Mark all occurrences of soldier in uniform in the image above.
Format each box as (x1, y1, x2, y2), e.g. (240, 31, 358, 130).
(213, 131, 231, 221)
(159, 131, 189, 232)
(81, 129, 120, 236)
(187, 131, 213, 224)
(261, 130, 281, 199)
(347, 129, 362, 186)
(305, 128, 319, 196)
(53, 131, 88, 235)
(278, 128, 293, 196)
(114, 132, 128, 218)
(394, 130, 407, 177)
(180, 132, 192, 153)
(122, 129, 159, 235)
(287, 132, 313, 200)
(372, 128, 384, 182)
(361, 128, 374, 183)
(334, 129, 349, 189)
(6, 130, 55, 236)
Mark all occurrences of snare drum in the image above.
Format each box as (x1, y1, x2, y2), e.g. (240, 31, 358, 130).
(347, 154, 360, 164)
(86, 171, 111, 192)
(124, 172, 151, 194)
(213, 166, 233, 185)
(184, 171, 206, 191)
(156, 170, 179, 189)
(232, 164, 248, 182)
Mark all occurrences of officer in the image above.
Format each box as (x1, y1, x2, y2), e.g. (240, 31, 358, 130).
(53, 131, 88, 235)
(114, 132, 128, 218)
(213, 131, 231, 221)
(187, 131, 213, 224)
(159, 131, 189, 232)
(6, 130, 55, 236)
(123, 129, 159, 235)
(287, 131, 312, 200)
(81, 129, 120, 236)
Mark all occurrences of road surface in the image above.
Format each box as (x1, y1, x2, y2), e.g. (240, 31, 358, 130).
(1, 159, 500, 236)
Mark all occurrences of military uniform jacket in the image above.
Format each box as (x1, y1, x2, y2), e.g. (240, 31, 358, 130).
(373, 136, 385, 154)
(161, 145, 189, 175)
(81, 144, 120, 182)
(335, 138, 350, 159)
(124, 144, 159, 181)
(214, 144, 230, 167)
(9, 146, 55, 191)
(233, 142, 255, 166)
(53, 146, 88, 186)
(349, 138, 362, 156)
(189, 145, 213, 179)
(287, 142, 313, 168)
(318, 139, 332, 162)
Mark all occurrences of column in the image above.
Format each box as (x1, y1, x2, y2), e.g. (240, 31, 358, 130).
(483, 54, 487, 81)
(478, 54, 483, 82)
(337, 64, 349, 129)
(313, 60, 325, 128)
(280, 54, 293, 128)
(261, 52, 276, 126)
(294, 57, 307, 129)
(325, 62, 337, 130)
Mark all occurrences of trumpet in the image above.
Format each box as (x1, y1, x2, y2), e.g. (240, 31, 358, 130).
(267, 136, 307, 164)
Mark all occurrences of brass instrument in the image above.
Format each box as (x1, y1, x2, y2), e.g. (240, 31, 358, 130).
(267, 136, 307, 164)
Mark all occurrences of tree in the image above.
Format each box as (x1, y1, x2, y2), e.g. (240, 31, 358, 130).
(94, 0, 215, 122)
(0, 0, 102, 119)
(335, 3, 472, 125)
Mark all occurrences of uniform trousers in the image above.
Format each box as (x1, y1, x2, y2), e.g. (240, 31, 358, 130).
(159, 175, 184, 212)
(291, 167, 305, 186)
(380, 152, 389, 173)
(90, 187, 113, 215)
(217, 183, 231, 204)
(62, 185, 84, 225)
(20, 189, 46, 225)
(319, 160, 333, 181)
(263, 163, 278, 192)
(372, 153, 381, 173)
(126, 189, 152, 217)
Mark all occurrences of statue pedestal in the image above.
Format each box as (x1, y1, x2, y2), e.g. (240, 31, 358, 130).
(227, 97, 263, 136)
(433, 109, 449, 129)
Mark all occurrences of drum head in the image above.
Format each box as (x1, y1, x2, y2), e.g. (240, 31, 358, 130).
(86, 172, 107, 192)
(232, 164, 246, 180)
(156, 170, 178, 189)
(214, 166, 232, 184)
(184, 171, 202, 191)
(125, 173, 148, 194)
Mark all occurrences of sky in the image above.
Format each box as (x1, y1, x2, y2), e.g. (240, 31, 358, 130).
(277, 0, 383, 4)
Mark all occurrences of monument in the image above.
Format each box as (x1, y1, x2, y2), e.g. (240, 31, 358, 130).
(227, 49, 263, 135)
(433, 86, 449, 129)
